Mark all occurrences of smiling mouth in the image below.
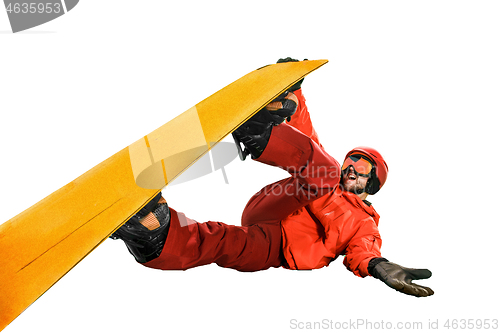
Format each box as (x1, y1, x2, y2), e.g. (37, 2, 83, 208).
(347, 172, 357, 180)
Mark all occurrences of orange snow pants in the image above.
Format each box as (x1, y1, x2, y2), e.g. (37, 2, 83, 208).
(143, 123, 340, 272)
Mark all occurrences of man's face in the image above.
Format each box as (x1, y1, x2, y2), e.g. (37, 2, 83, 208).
(341, 154, 373, 195)
(342, 166, 370, 194)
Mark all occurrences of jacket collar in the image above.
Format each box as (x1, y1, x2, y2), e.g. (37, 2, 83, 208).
(337, 186, 380, 224)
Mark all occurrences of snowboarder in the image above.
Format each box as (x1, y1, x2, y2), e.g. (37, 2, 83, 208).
(111, 59, 434, 298)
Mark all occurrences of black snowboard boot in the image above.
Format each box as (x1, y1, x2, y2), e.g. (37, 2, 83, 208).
(233, 91, 298, 160)
(110, 193, 171, 263)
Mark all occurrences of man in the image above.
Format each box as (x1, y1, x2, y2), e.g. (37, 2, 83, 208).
(111, 59, 434, 297)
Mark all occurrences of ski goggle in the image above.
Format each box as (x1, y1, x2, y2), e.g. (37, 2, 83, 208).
(342, 154, 373, 177)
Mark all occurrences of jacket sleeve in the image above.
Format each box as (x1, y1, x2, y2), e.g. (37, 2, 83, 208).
(342, 217, 383, 277)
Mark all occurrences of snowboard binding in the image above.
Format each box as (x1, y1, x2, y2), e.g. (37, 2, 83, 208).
(233, 91, 298, 160)
(110, 193, 171, 263)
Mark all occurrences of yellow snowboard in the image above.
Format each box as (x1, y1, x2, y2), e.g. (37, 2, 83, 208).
(0, 59, 327, 331)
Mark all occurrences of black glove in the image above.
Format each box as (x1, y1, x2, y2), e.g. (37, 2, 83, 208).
(370, 259, 434, 297)
(277, 57, 306, 91)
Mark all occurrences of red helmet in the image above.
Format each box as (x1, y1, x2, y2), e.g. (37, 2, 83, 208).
(343, 146, 388, 195)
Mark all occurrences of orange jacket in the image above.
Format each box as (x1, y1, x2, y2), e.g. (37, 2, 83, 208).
(280, 89, 382, 277)
(281, 186, 382, 276)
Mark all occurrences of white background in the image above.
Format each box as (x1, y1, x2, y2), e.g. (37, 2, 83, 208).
(1, 1, 499, 332)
